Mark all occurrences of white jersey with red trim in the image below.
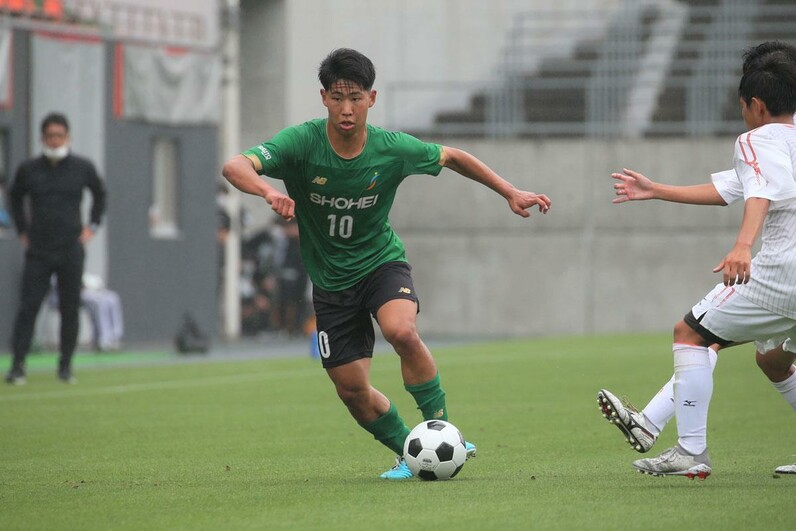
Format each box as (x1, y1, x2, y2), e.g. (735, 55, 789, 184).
(718, 123, 796, 318)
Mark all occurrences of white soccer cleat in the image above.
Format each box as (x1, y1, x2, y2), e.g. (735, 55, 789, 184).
(632, 445, 712, 480)
(774, 463, 796, 475)
(597, 389, 656, 453)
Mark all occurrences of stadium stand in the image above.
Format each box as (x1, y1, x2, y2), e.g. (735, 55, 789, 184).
(431, 0, 796, 138)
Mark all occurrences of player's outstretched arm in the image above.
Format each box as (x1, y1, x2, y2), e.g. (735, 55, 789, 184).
(612, 168, 726, 205)
(441, 146, 550, 217)
(222, 155, 295, 220)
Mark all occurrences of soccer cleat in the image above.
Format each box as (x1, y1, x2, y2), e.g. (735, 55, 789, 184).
(379, 456, 413, 481)
(774, 464, 796, 475)
(57, 370, 77, 384)
(597, 389, 656, 453)
(465, 441, 477, 459)
(632, 445, 712, 479)
(4, 368, 26, 386)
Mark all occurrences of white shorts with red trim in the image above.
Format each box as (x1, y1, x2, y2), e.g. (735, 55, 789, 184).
(691, 283, 796, 354)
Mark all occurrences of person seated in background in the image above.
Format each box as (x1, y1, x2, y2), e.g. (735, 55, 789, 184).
(80, 274, 124, 352)
(43, 273, 124, 352)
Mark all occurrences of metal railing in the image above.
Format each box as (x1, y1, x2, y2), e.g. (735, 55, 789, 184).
(387, 1, 796, 138)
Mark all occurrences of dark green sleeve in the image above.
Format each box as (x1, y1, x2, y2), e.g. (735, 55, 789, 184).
(392, 132, 443, 177)
(242, 125, 305, 180)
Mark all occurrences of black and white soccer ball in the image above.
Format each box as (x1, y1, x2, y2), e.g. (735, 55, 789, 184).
(403, 420, 467, 480)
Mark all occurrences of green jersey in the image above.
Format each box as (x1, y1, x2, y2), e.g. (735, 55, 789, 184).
(243, 118, 444, 291)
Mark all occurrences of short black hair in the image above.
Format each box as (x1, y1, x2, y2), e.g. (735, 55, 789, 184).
(738, 53, 796, 116)
(318, 48, 376, 91)
(742, 41, 796, 75)
(40, 112, 69, 135)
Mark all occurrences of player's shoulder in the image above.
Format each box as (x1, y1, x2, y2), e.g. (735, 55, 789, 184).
(737, 123, 796, 142)
(273, 118, 326, 145)
(735, 124, 796, 155)
(367, 124, 430, 152)
(266, 119, 326, 156)
(279, 118, 325, 139)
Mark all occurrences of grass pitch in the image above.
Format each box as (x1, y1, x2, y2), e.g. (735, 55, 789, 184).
(1, 334, 793, 530)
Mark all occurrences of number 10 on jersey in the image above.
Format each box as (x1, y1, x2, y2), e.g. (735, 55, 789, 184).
(327, 214, 353, 238)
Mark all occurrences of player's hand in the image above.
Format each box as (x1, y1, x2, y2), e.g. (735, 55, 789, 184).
(265, 190, 295, 221)
(508, 190, 551, 218)
(713, 243, 752, 286)
(612, 168, 655, 203)
(19, 234, 29, 249)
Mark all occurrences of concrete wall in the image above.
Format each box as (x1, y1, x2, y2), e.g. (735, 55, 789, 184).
(390, 137, 743, 338)
(104, 112, 219, 345)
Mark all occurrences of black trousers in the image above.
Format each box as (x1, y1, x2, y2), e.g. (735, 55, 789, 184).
(10, 243, 85, 371)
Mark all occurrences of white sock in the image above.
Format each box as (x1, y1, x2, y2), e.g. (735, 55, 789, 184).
(673, 344, 713, 455)
(772, 366, 796, 410)
(643, 347, 718, 436)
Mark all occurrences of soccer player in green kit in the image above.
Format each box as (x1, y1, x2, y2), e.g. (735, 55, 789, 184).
(222, 48, 551, 480)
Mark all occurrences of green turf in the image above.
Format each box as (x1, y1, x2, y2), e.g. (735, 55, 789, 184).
(8, 349, 175, 371)
(1, 334, 793, 530)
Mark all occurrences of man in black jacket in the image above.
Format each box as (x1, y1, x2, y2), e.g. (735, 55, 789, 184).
(6, 113, 106, 384)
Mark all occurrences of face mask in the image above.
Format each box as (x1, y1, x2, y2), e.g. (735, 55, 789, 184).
(42, 144, 69, 161)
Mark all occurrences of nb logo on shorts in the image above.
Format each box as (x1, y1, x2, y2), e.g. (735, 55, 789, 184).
(398, 287, 412, 294)
(312, 176, 327, 185)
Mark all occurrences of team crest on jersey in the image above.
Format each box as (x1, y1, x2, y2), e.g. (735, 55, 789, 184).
(366, 172, 380, 191)
(312, 176, 327, 185)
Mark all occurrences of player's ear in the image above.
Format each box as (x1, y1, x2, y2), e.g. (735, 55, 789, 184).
(320, 88, 328, 108)
(369, 90, 377, 108)
(751, 96, 768, 118)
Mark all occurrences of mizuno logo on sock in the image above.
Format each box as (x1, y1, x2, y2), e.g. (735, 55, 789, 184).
(683, 400, 697, 407)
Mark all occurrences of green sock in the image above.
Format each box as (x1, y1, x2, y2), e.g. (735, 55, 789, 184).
(405, 372, 448, 421)
(359, 403, 411, 455)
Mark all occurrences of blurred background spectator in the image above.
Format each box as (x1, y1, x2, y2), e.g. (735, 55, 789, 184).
(239, 222, 278, 336)
(273, 217, 309, 338)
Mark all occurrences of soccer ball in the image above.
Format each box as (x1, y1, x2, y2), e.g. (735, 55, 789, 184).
(403, 420, 467, 481)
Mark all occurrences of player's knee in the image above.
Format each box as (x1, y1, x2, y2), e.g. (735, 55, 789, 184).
(382, 324, 419, 352)
(673, 319, 704, 344)
(756, 350, 795, 382)
(335, 382, 369, 409)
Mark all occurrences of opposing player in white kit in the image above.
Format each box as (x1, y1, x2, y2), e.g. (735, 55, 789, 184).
(598, 42, 796, 479)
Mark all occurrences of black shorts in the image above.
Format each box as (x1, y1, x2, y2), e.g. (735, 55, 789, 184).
(683, 310, 732, 346)
(312, 261, 419, 369)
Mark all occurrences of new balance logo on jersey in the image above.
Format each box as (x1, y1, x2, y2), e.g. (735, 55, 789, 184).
(683, 400, 697, 407)
(398, 287, 412, 294)
(312, 176, 327, 185)
(310, 193, 379, 210)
